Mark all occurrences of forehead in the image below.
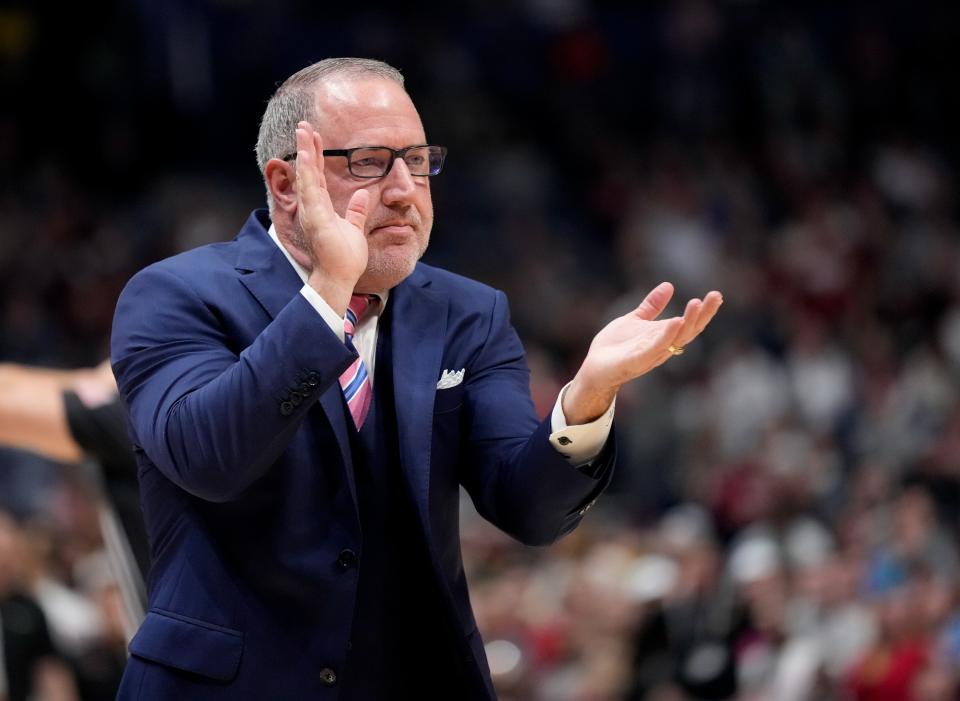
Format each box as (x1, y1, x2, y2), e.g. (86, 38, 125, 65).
(313, 77, 426, 148)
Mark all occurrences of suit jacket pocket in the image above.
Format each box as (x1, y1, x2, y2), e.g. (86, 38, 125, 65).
(128, 609, 244, 681)
(434, 384, 465, 414)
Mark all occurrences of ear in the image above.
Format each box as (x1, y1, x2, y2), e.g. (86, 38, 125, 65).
(265, 158, 297, 213)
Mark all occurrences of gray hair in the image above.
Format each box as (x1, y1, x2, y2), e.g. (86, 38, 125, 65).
(255, 58, 405, 212)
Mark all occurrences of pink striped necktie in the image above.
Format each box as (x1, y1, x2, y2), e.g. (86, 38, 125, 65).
(340, 294, 378, 430)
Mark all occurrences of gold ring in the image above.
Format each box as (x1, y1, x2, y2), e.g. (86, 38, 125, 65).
(667, 344, 685, 356)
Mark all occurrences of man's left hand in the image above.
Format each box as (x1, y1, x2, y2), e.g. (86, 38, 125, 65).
(562, 282, 723, 425)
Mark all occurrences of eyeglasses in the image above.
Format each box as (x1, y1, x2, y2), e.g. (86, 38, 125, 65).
(282, 145, 447, 178)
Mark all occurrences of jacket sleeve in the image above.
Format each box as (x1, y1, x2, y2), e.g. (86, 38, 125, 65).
(110, 265, 355, 502)
(459, 290, 616, 546)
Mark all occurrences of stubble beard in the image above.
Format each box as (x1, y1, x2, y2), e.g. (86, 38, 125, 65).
(289, 210, 432, 292)
(357, 213, 431, 292)
(289, 220, 309, 252)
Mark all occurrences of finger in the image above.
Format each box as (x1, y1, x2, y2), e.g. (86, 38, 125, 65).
(295, 121, 315, 163)
(344, 189, 370, 232)
(672, 298, 703, 345)
(661, 316, 684, 346)
(650, 317, 685, 366)
(676, 290, 723, 346)
(295, 124, 331, 219)
(311, 128, 328, 190)
(633, 282, 675, 321)
(661, 299, 703, 355)
(295, 121, 328, 189)
(691, 290, 723, 337)
(294, 124, 316, 190)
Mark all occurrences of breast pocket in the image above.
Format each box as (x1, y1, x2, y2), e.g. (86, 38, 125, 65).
(433, 384, 465, 414)
(432, 384, 465, 475)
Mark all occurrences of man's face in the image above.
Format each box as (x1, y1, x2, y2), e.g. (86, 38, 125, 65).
(311, 77, 434, 292)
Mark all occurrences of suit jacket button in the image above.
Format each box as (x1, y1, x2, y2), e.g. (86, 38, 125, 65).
(299, 382, 313, 395)
(336, 549, 358, 570)
(280, 401, 294, 416)
(306, 372, 320, 386)
(289, 391, 302, 406)
(319, 668, 337, 686)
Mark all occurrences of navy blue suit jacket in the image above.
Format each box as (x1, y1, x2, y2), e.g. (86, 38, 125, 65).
(110, 210, 614, 699)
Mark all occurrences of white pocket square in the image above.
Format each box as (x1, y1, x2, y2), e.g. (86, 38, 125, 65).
(437, 368, 465, 390)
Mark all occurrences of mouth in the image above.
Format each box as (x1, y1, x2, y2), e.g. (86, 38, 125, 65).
(370, 223, 414, 236)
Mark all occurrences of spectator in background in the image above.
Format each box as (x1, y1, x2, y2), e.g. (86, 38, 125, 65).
(0, 511, 78, 701)
(629, 504, 741, 701)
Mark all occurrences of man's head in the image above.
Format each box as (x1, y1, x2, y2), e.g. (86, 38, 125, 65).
(257, 58, 436, 292)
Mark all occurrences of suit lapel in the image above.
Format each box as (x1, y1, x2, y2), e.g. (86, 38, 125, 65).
(233, 212, 357, 507)
(390, 268, 448, 539)
(235, 213, 307, 320)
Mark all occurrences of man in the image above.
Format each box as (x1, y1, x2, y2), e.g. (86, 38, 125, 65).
(110, 57, 722, 700)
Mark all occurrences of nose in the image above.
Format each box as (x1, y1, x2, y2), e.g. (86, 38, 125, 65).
(380, 157, 417, 206)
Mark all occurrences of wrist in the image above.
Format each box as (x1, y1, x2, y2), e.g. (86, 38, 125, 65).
(562, 374, 619, 426)
(307, 271, 355, 317)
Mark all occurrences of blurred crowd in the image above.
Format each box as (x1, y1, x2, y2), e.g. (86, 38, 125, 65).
(3, 1, 960, 699)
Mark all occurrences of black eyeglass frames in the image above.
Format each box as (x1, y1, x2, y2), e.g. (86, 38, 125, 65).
(281, 145, 447, 178)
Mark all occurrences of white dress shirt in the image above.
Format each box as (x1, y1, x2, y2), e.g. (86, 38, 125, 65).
(267, 225, 613, 466)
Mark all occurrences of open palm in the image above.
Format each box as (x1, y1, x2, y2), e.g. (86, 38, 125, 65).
(564, 282, 722, 423)
(585, 282, 722, 384)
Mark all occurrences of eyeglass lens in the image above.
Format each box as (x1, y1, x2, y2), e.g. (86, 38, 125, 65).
(350, 147, 444, 177)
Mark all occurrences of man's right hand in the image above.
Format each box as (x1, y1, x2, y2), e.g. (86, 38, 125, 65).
(294, 121, 370, 316)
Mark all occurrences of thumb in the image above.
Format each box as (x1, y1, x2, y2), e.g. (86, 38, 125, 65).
(344, 189, 370, 232)
(633, 282, 674, 321)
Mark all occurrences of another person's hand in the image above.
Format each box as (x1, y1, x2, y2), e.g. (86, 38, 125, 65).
(295, 121, 370, 315)
(0, 361, 118, 463)
(71, 358, 117, 409)
(563, 282, 722, 424)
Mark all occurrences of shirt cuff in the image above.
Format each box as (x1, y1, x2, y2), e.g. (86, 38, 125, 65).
(549, 382, 615, 467)
(299, 285, 345, 342)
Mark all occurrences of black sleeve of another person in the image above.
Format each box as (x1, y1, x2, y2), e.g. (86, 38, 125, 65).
(0, 594, 57, 701)
(62, 391, 150, 581)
